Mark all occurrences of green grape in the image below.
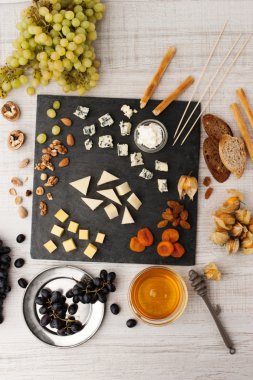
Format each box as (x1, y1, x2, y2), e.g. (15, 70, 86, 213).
(84, 50, 92, 58)
(62, 25, 70, 36)
(9, 58, 19, 68)
(74, 0, 82, 4)
(19, 57, 28, 66)
(41, 78, 48, 86)
(88, 16, 97, 24)
(50, 0, 58, 4)
(73, 34, 84, 44)
(53, 36, 61, 46)
(66, 32, 75, 41)
(87, 22, 95, 32)
(94, 3, 105, 12)
(63, 58, 72, 70)
(53, 23, 62, 32)
(62, 19, 71, 27)
(87, 31, 97, 41)
(47, 108, 56, 118)
(56, 45, 66, 56)
(19, 75, 29, 84)
(74, 5, 82, 13)
(39, 7, 49, 16)
(53, 3, 61, 11)
(68, 42, 77, 51)
(41, 70, 52, 80)
(76, 12, 85, 22)
(66, 51, 75, 61)
(29, 38, 37, 49)
(77, 86, 86, 95)
(72, 18, 80, 27)
(85, 9, 94, 17)
(23, 30, 32, 39)
(74, 61, 82, 70)
(32, 78, 40, 87)
(51, 51, 60, 61)
(75, 45, 84, 55)
(95, 12, 103, 20)
(70, 82, 77, 91)
(36, 133, 47, 144)
(2, 82, 12, 92)
(11, 78, 21, 89)
(63, 84, 71, 92)
(60, 38, 68, 47)
(53, 13, 63, 23)
(83, 58, 92, 67)
(52, 125, 61, 135)
(12, 40, 20, 49)
(23, 49, 32, 59)
(53, 100, 61, 109)
(54, 60, 64, 71)
(75, 27, 86, 35)
(21, 40, 29, 49)
(45, 13, 53, 23)
(58, 77, 67, 86)
(91, 72, 99, 81)
(65, 10, 74, 20)
(81, 20, 90, 29)
(50, 29, 58, 38)
(45, 36, 53, 46)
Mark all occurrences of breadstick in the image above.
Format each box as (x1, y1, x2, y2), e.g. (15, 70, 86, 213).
(152, 75, 194, 116)
(236, 88, 253, 129)
(230, 102, 253, 161)
(140, 47, 176, 109)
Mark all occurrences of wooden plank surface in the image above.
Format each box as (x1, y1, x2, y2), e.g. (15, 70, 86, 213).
(0, 1, 253, 379)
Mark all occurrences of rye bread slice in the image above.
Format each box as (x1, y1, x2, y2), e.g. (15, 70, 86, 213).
(203, 137, 231, 183)
(219, 135, 247, 178)
(202, 114, 233, 140)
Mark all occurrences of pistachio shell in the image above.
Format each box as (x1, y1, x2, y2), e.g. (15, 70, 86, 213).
(235, 209, 251, 225)
(225, 238, 240, 255)
(210, 231, 229, 246)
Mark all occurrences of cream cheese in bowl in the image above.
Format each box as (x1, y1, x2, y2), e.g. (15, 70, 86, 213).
(134, 119, 168, 153)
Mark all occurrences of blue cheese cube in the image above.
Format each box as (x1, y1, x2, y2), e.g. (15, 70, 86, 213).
(73, 106, 89, 119)
(119, 121, 132, 136)
(83, 124, 96, 136)
(120, 104, 137, 119)
(155, 160, 168, 172)
(84, 139, 93, 150)
(130, 152, 144, 167)
(139, 168, 153, 180)
(98, 135, 113, 148)
(117, 143, 128, 156)
(98, 113, 114, 127)
(158, 179, 168, 192)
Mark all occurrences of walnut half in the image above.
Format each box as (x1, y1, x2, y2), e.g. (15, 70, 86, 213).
(8, 130, 25, 150)
(1, 101, 21, 121)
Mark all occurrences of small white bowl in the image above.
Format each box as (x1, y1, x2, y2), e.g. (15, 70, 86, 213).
(134, 119, 168, 153)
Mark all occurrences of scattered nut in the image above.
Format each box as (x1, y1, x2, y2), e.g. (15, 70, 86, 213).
(8, 130, 25, 150)
(18, 206, 28, 219)
(40, 173, 48, 181)
(36, 186, 44, 196)
(25, 190, 32, 197)
(19, 158, 30, 169)
(11, 177, 23, 187)
(39, 201, 47, 216)
(203, 176, 211, 187)
(1, 101, 21, 121)
(15, 196, 23, 205)
(59, 157, 70, 167)
(9, 188, 17, 196)
(60, 118, 72, 127)
(47, 192, 53, 200)
(67, 133, 75, 146)
(44, 176, 59, 187)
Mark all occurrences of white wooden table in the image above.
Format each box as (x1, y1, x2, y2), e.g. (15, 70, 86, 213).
(0, 1, 253, 379)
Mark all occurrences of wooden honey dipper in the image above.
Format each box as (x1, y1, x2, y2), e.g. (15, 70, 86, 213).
(189, 270, 236, 354)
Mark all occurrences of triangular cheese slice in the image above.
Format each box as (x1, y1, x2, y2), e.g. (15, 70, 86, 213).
(122, 207, 135, 224)
(69, 176, 91, 195)
(81, 197, 103, 211)
(97, 171, 119, 186)
(97, 189, 122, 205)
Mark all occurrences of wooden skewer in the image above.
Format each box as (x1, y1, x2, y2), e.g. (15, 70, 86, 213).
(180, 36, 251, 146)
(173, 21, 228, 139)
(236, 88, 253, 129)
(152, 75, 194, 116)
(140, 47, 176, 109)
(230, 102, 253, 161)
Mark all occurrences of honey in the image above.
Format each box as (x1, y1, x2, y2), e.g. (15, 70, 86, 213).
(129, 267, 187, 324)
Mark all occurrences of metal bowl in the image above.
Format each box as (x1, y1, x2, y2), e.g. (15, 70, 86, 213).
(23, 266, 104, 348)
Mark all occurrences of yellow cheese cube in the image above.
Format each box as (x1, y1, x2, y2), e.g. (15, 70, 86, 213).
(84, 243, 97, 259)
(68, 221, 79, 233)
(95, 232, 105, 244)
(62, 238, 76, 252)
(51, 225, 64, 237)
(54, 209, 69, 223)
(79, 229, 89, 240)
(44, 240, 57, 253)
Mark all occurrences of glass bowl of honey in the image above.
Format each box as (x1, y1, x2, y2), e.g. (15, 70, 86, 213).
(128, 266, 188, 326)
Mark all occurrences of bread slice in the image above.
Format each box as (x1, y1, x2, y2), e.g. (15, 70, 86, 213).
(219, 135, 247, 178)
(203, 137, 230, 183)
(202, 114, 233, 140)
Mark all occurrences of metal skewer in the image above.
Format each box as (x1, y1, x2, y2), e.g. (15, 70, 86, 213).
(189, 270, 236, 355)
(173, 33, 242, 146)
(180, 35, 251, 146)
(173, 21, 228, 139)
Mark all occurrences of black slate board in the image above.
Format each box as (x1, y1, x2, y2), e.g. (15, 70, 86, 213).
(31, 95, 200, 266)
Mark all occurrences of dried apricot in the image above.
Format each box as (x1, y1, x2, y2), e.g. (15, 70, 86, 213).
(130, 237, 145, 252)
(137, 228, 154, 247)
(171, 243, 185, 258)
(162, 212, 174, 221)
(157, 241, 174, 257)
(162, 229, 179, 243)
(180, 220, 191, 230)
(180, 209, 188, 221)
(157, 220, 169, 228)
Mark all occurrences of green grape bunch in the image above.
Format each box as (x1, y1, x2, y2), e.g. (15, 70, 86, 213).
(0, 0, 105, 98)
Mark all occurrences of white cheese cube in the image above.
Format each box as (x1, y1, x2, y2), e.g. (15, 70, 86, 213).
(158, 179, 168, 192)
(116, 182, 131, 196)
(83, 124, 96, 136)
(73, 106, 89, 119)
(84, 139, 93, 150)
(98, 113, 114, 127)
(84, 243, 97, 259)
(104, 203, 118, 219)
(127, 193, 142, 210)
(139, 168, 153, 180)
(119, 121, 132, 136)
(51, 225, 64, 237)
(79, 229, 89, 240)
(62, 238, 76, 252)
(54, 209, 69, 223)
(68, 221, 79, 233)
(95, 232, 105, 244)
(120, 104, 137, 119)
(155, 160, 168, 172)
(130, 152, 144, 167)
(98, 135, 113, 148)
(117, 143, 128, 156)
(44, 240, 57, 253)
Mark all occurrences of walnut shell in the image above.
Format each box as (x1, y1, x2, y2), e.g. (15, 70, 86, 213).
(1, 101, 21, 121)
(8, 130, 25, 150)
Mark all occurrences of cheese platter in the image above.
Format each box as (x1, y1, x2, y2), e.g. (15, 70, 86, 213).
(31, 95, 200, 265)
